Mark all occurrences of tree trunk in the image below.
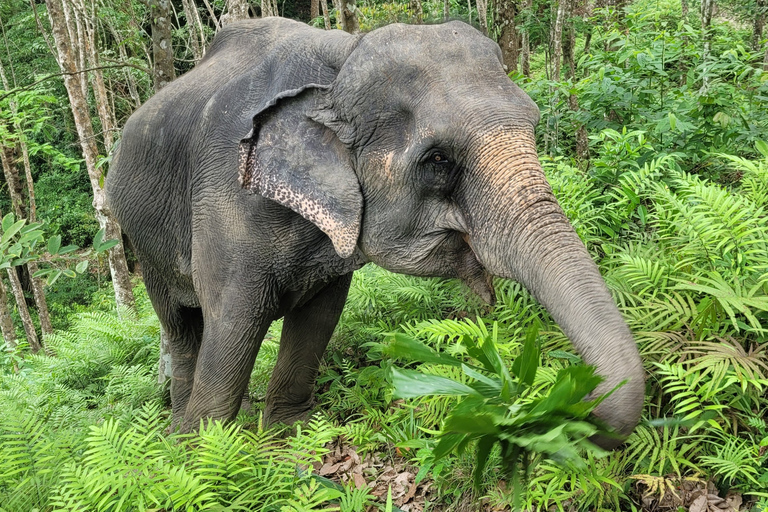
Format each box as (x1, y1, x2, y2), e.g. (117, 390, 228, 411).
(181, 0, 206, 60)
(681, 0, 688, 17)
(551, 0, 566, 81)
(700, 0, 715, 91)
(6, 267, 40, 353)
(563, 18, 588, 161)
(0, 63, 53, 337)
(496, 0, 519, 73)
(521, 0, 531, 76)
(311, 0, 320, 19)
(45, 0, 136, 313)
(410, 0, 424, 23)
(444, 0, 450, 20)
(226, 0, 250, 22)
(476, 0, 488, 34)
(321, 0, 331, 29)
(753, 0, 765, 52)
(149, 0, 176, 91)
(339, 0, 359, 33)
(0, 277, 18, 352)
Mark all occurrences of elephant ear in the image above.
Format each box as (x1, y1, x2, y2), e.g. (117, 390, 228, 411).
(238, 85, 362, 258)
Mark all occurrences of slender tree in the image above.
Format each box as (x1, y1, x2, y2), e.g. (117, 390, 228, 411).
(311, 0, 320, 19)
(754, 0, 766, 52)
(0, 272, 18, 355)
(444, 0, 450, 20)
(226, 0, 250, 22)
(148, 0, 175, 90)
(181, 0, 206, 60)
(321, 0, 331, 29)
(0, 52, 53, 336)
(496, 0, 520, 73)
(44, 0, 136, 312)
(476, 0, 489, 34)
(521, 0, 531, 75)
(411, 0, 424, 23)
(551, 0, 567, 80)
(700, 0, 715, 90)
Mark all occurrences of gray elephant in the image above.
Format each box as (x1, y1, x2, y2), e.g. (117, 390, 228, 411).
(106, 18, 644, 447)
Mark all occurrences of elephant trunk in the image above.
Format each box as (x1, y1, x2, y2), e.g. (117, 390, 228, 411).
(464, 127, 645, 448)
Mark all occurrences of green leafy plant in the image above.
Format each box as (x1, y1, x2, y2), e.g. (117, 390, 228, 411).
(383, 323, 618, 507)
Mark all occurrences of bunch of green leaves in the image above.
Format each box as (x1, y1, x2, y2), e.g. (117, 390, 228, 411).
(383, 323, 616, 508)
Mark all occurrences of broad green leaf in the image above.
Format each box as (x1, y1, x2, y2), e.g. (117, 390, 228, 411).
(383, 333, 462, 367)
(47, 235, 61, 255)
(75, 260, 88, 273)
(46, 270, 63, 285)
(92, 227, 106, 250)
(432, 433, 467, 460)
(391, 367, 477, 399)
(755, 140, 768, 159)
(511, 325, 539, 387)
(473, 436, 495, 490)
(1, 213, 14, 233)
(58, 244, 78, 255)
(95, 239, 119, 253)
(1, 219, 27, 244)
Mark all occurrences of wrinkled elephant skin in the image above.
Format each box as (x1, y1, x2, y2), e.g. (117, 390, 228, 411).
(106, 18, 644, 446)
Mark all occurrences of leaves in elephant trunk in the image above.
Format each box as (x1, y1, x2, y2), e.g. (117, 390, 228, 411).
(383, 322, 620, 506)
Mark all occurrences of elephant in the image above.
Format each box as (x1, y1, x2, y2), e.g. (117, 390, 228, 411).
(105, 17, 644, 448)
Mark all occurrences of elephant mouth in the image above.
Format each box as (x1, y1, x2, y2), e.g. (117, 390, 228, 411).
(456, 232, 495, 304)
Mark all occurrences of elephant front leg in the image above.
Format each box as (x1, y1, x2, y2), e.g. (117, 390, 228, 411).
(264, 273, 353, 426)
(179, 307, 272, 433)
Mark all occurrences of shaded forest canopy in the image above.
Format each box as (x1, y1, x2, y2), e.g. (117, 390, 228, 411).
(0, 0, 768, 510)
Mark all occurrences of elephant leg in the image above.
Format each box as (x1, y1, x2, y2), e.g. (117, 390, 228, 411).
(179, 301, 272, 433)
(264, 272, 353, 426)
(142, 266, 203, 422)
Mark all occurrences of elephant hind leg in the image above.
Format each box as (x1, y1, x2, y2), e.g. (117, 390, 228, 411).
(264, 272, 353, 426)
(143, 266, 204, 422)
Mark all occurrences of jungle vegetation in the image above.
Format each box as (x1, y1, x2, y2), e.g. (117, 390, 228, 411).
(0, 0, 767, 509)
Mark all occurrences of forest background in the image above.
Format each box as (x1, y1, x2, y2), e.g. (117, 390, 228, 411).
(0, 0, 767, 509)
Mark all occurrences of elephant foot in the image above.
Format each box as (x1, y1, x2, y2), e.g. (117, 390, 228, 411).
(263, 399, 317, 428)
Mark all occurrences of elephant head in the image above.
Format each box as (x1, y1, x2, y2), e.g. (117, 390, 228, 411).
(239, 21, 644, 448)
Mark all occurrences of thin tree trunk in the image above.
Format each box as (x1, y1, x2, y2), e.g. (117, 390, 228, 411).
(496, 0, 519, 73)
(331, 0, 342, 27)
(563, 17, 588, 161)
(520, 0, 531, 76)
(410, 0, 424, 23)
(200, 0, 220, 27)
(476, 0, 488, 34)
(551, 0, 566, 81)
(340, 0, 359, 33)
(444, 0, 450, 19)
(149, 0, 176, 91)
(226, 0, 250, 22)
(311, 0, 320, 19)
(700, 0, 715, 91)
(6, 267, 40, 353)
(0, 277, 18, 352)
(681, 0, 688, 17)
(181, 0, 206, 60)
(106, 23, 142, 109)
(753, 0, 765, 52)
(321, 0, 331, 29)
(45, 0, 136, 313)
(0, 148, 52, 336)
(0, 64, 53, 337)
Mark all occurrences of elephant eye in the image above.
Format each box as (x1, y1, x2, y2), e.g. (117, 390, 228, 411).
(428, 151, 451, 166)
